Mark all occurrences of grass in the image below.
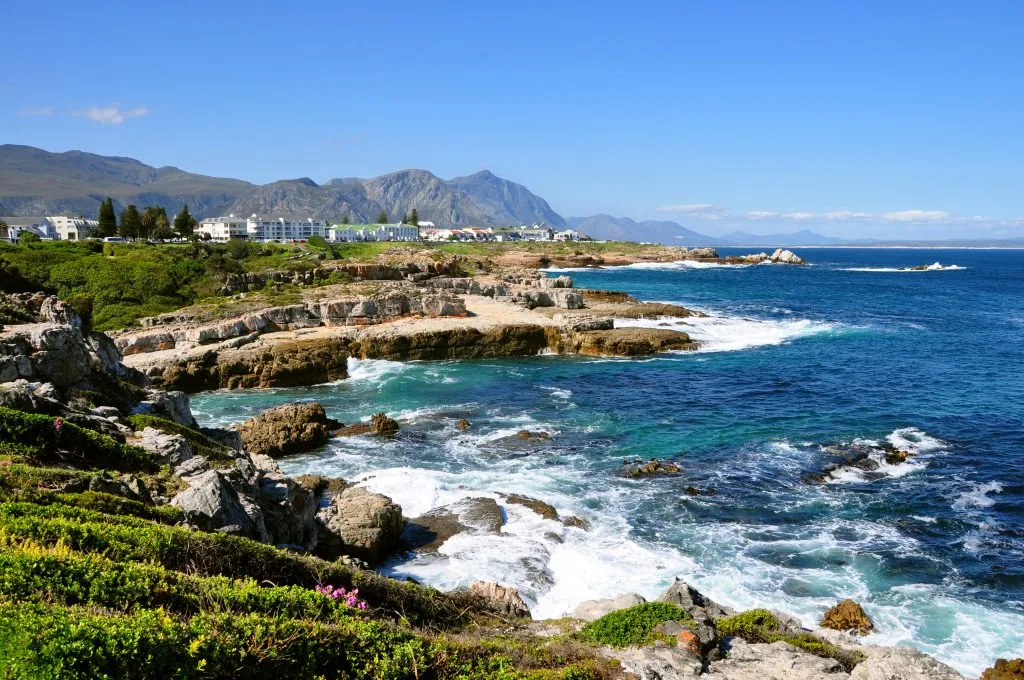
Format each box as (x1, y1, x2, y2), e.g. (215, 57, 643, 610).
(579, 602, 691, 648)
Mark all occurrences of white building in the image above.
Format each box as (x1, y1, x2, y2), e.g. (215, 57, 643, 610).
(519, 226, 554, 241)
(554, 229, 583, 242)
(196, 215, 251, 241)
(327, 227, 360, 242)
(416, 220, 435, 229)
(247, 215, 326, 241)
(1, 217, 53, 242)
(47, 215, 97, 241)
(371, 224, 419, 241)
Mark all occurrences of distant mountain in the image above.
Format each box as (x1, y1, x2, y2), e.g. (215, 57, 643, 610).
(718, 229, 847, 246)
(0, 144, 251, 217)
(0, 145, 567, 228)
(448, 171, 565, 228)
(566, 214, 721, 246)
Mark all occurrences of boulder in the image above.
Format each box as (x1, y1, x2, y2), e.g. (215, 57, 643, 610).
(820, 599, 873, 635)
(171, 470, 268, 542)
(240, 402, 336, 458)
(257, 470, 319, 549)
(657, 577, 731, 618)
(982, 659, 1024, 680)
(504, 493, 558, 521)
(769, 248, 806, 265)
(135, 389, 197, 428)
(613, 641, 703, 679)
(469, 581, 531, 619)
(135, 427, 194, 466)
(315, 485, 403, 564)
(618, 458, 682, 478)
(708, 639, 845, 679)
(571, 593, 647, 622)
(334, 412, 400, 437)
(850, 645, 964, 680)
(403, 497, 504, 551)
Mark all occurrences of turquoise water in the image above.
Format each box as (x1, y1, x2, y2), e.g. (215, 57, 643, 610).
(191, 248, 1024, 675)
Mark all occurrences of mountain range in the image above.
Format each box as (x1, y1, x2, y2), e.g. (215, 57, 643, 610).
(5, 145, 1015, 247)
(0, 145, 566, 230)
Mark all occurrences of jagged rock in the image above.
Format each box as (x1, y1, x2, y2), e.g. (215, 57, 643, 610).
(562, 515, 590, 530)
(0, 380, 63, 414)
(135, 389, 197, 428)
(618, 458, 683, 478)
(571, 593, 647, 621)
(981, 659, 1024, 680)
(135, 427, 194, 466)
(850, 645, 964, 679)
(708, 638, 846, 678)
(469, 581, 531, 619)
(457, 418, 471, 431)
(821, 599, 873, 635)
(258, 470, 318, 549)
(118, 474, 153, 505)
(608, 302, 705, 319)
(658, 578, 731, 619)
(571, 328, 697, 356)
(504, 493, 558, 520)
(171, 470, 268, 542)
(154, 338, 350, 392)
(613, 641, 703, 679)
(240, 402, 336, 458)
(173, 456, 211, 478)
(334, 412, 400, 437)
(403, 497, 504, 551)
(351, 324, 551, 361)
(315, 485, 403, 564)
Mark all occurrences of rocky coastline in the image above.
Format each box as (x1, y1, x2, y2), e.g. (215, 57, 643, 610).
(1, 245, 1013, 678)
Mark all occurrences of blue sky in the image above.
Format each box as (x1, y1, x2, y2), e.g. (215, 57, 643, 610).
(4, 1, 1023, 239)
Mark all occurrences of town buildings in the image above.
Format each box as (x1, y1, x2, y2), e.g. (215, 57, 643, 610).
(195, 215, 327, 242)
(0, 215, 98, 242)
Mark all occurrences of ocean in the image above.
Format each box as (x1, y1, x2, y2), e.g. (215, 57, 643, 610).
(190, 247, 1024, 675)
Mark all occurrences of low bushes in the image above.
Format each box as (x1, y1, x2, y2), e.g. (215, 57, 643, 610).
(715, 609, 864, 670)
(580, 602, 691, 648)
(0, 501, 483, 629)
(127, 414, 235, 464)
(0, 408, 154, 472)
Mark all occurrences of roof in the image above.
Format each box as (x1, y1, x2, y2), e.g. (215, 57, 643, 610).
(1, 216, 49, 227)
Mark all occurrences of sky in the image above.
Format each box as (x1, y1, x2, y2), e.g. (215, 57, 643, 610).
(3, 0, 1023, 240)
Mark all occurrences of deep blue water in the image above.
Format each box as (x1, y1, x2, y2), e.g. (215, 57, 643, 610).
(192, 248, 1024, 675)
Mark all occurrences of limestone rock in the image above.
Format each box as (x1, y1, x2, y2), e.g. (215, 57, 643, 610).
(469, 581, 531, 619)
(658, 577, 731, 619)
(769, 248, 806, 265)
(135, 389, 197, 428)
(613, 641, 703, 679)
(315, 485, 403, 564)
(240, 402, 336, 458)
(135, 427, 194, 466)
(504, 493, 558, 520)
(618, 458, 683, 478)
(571, 593, 647, 622)
(571, 328, 697, 356)
(171, 470, 268, 542)
(851, 645, 964, 680)
(821, 599, 873, 635)
(709, 639, 846, 679)
(981, 659, 1024, 680)
(258, 470, 319, 549)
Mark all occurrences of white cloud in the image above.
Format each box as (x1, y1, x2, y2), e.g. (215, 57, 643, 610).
(781, 211, 815, 220)
(745, 211, 777, 219)
(72, 104, 149, 125)
(656, 203, 727, 219)
(880, 210, 951, 223)
(20, 106, 54, 116)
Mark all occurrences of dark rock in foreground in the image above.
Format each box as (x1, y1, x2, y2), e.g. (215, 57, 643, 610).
(240, 402, 337, 458)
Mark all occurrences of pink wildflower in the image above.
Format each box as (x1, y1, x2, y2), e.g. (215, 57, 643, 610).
(54, 417, 64, 432)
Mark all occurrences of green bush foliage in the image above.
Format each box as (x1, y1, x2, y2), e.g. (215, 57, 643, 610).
(579, 602, 690, 648)
(715, 609, 864, 670)
(0, 408, 154, 472)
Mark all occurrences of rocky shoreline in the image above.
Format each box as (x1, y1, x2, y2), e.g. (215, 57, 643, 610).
(2, 246, 1015, 678)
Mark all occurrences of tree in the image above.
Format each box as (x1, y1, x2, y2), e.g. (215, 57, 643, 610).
(96, 198, 117, 237)
(141, 206, 171, 240)
(341, 213, 350, 225)
(173, 205, 197, 237)
(408, 208, 419, 226)
(376, 211, 388, 224)
(119, 205, 142, 239)
(18, 230, 41, 244)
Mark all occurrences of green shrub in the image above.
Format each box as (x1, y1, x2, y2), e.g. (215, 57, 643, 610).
(0, 501, 482, 629)
(0, 408, 154, 472)
(715, 609, 864, 670)
(580, 602, 690, 648)
(0, 602, 528, 680)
